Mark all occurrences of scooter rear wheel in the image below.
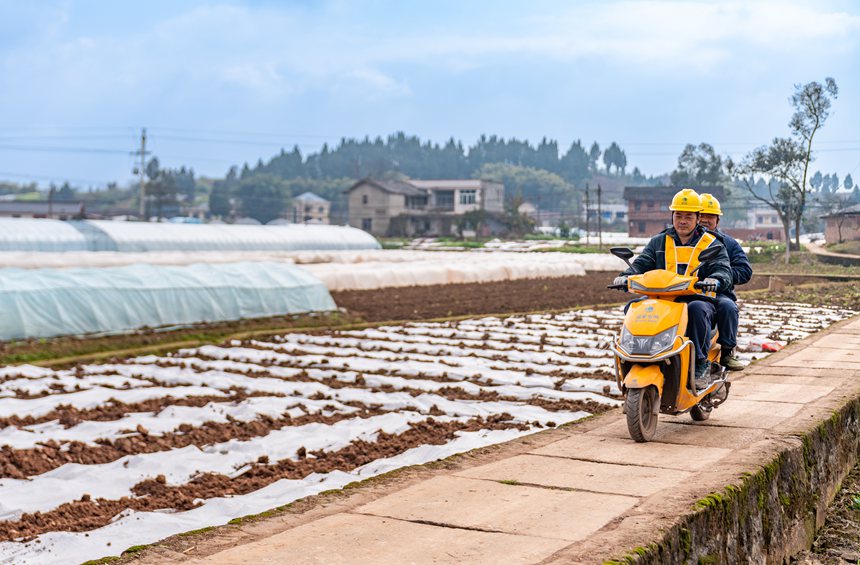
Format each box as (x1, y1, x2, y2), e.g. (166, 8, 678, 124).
(625, 386, 659, 442)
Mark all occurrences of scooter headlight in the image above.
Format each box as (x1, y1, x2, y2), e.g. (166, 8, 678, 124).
(619, 326, 677, 355)
(648, 326, 677, 354)
(619, 327, 636, 352)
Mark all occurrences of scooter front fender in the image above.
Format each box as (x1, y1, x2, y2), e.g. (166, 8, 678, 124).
(623, 364, 664, 397)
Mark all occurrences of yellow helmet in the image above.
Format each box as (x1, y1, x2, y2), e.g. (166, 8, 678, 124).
(669, 188, 702, 213)
(699, 193, 723, 216)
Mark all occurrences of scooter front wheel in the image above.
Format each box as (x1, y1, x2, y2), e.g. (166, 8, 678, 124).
(625, 386, 659, 442)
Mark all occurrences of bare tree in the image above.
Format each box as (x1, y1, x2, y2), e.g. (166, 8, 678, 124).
(788, 78, 839, 247)
(734, 78, 838, 263)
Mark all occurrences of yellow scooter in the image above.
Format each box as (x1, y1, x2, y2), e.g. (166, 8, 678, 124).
(607, 246, 730, 442)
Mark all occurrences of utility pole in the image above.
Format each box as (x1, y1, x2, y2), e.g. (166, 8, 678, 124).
(597, 183, 603, 250)
(48, 186, 55, 219)
(584, 183, 590, 245)
(132, 128, 149, 220)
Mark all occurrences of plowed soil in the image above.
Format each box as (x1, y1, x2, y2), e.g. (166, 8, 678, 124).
(0, 416, 524, 541)
(331, 272, 770, 322)
(0, 270, 780, 552)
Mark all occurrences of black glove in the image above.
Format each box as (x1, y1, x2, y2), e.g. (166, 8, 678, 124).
(698, 277, 719, 293)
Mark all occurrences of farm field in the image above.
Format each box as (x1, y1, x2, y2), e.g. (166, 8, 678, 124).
(0, 300, 853, 564)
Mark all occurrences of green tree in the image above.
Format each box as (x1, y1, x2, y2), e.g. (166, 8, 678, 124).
(209, 183, 232, 218)
(845, 174, 854, 191)
(502, 194, 536, 236)
(142, 157, 179, 221)
(810, 171, 822, 192)
(559, 140, 589, 182)
(236, 173, 291, 224)
(169, 166, 197, 202)
(55, 182, 76, 201)
(734, 140, 804, 261)
(602, 142, 627, 175)
(148, 174, 178, 222)
(822, 173, 833, 194)
(476, 162, 577, 215)
(588, 142, 601, 172)
(670, 143, 727, 186)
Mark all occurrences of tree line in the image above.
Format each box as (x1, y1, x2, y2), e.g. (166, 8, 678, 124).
(205, 134, 641, 223)
(248, 133, 630, 183)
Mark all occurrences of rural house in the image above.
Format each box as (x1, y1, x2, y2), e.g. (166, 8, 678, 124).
(346, 178, 505, 236)
(0, 200, 85, 220)
(623, 186, 785, 241)
(822, 203, 860, 244)
(624, 186, 724, 236)
(290, 192, 330, 224)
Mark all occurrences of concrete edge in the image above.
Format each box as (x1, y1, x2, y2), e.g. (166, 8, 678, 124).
(601, 328, 860, 563)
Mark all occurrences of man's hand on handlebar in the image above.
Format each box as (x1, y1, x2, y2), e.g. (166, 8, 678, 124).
(608, 275, 628, 290)
(695, 277, 719, 293)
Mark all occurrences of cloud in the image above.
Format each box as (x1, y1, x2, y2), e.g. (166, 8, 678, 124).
(3, 0, 858, 112)
(365, 1, 860, 73)
(343, 68, 411, 98)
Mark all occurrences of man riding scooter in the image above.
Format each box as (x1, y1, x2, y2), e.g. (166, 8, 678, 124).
(614, 188, 733, 388)
(698, 193, 753, 371)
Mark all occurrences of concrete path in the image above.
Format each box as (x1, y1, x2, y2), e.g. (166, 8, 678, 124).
(804, 242, 860, 266)
(141, 315, 860, 565)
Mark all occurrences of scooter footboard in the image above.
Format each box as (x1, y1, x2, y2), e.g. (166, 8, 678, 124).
(622, 364, 664, 397)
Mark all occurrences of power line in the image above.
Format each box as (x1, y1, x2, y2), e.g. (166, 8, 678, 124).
(150, 126, 334, 140)
(0, 144, 131, 155)
(154, 134, 322, 148)
(0, 170, 115, 185)
(0, 135, 136, 142)
(0, 126, 135, 132)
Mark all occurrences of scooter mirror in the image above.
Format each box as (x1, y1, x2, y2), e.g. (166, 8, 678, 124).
(610, 247, 635, 267)
(697, 245, 721, 263)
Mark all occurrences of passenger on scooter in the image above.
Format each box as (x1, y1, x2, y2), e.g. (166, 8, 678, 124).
(613, 188, 733, 387)
(698, 193, 753, 372)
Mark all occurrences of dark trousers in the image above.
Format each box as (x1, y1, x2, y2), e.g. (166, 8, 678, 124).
(624, 296, 715, 363)
(714, 294, 739, 350)
(685, 299, 716, 363)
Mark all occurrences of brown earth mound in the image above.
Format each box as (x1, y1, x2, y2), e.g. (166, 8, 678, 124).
(331, 272, 770, 322)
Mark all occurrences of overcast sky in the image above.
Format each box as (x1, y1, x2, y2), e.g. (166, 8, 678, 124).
(1, 0, 859, 189)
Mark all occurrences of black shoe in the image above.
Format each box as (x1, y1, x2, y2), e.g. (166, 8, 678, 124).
(720, 348, 746, 371)
(694, 360, 711, 390)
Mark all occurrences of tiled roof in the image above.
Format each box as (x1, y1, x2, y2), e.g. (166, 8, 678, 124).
(294, 192, 329, 203)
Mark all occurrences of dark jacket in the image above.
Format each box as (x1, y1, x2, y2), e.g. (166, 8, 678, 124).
(711, 229, 752, 301)
(620, 225, 734, 295)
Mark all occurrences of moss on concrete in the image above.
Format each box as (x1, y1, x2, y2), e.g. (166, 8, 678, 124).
(604, 394, 860, 563)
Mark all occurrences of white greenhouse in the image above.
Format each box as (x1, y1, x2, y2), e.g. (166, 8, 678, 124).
(0, 219, 379, 253)
(0, 262, 336, 340)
